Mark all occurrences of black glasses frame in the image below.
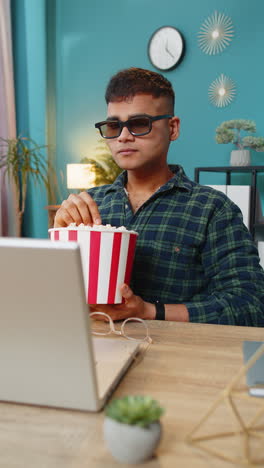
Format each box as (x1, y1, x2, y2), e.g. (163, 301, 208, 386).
(94, 114, 173, 139)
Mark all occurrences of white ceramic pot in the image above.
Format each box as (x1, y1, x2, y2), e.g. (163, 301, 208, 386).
(103, 417, 162, 464)
(230, 149, 251, 166)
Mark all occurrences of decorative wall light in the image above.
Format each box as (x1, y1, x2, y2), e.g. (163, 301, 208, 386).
(198, 11, 234, 55)
(208, 74, 236, 108)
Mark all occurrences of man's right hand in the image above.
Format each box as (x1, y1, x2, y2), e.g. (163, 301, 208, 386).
(54, 192, 102, 227)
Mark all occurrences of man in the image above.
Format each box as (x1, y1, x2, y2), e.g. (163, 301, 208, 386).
(55, 67, 264, 326)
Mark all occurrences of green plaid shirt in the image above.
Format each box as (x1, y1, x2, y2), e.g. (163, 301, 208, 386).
(88, 165, 264, 326)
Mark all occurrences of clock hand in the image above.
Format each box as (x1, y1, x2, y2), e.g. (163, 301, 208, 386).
(165, 40, 175, 59)
(166, 47, 175, 59)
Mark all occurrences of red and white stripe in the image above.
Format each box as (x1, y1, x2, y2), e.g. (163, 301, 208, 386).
(49, 229, 137, 304)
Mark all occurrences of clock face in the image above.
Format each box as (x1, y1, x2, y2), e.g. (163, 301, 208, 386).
(148, 26, 185, 71)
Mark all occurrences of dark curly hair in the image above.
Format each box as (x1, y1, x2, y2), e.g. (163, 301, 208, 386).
(105, 67, 175, 113)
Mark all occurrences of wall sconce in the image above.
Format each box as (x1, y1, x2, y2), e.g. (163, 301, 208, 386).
(208, 74, 236, 107)
(198, 11, 234, 55)
(66, 163, 96, 190)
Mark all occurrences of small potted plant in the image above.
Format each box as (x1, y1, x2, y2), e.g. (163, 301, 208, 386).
(215, 119, 264, 166)
(103, 395, 164, 464)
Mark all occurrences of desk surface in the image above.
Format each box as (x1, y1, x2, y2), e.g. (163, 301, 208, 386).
(1, 321, 263, 468)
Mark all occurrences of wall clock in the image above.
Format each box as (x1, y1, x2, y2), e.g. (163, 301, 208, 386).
(148, 26, 185, 71)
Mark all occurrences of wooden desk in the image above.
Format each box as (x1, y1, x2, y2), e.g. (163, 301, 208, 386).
(1, 322, 263, 468)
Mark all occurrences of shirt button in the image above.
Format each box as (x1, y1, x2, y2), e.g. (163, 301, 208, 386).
(125, 204, 129, 209)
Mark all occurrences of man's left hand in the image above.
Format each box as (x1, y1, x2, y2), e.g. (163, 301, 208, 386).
(90, 284, 155, 321)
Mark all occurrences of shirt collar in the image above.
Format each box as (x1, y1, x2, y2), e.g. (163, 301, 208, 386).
(164, 165, 193, 192)
(105, 164, 192, 194)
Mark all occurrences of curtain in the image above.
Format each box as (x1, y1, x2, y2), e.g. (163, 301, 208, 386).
(0, 0, 18, 236)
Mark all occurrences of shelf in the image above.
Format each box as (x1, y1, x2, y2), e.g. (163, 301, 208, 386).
(194, 166, 264, 239)
(195, 166, 264, 172)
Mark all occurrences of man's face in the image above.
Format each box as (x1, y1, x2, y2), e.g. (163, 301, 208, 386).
(105, 94, 180, 173)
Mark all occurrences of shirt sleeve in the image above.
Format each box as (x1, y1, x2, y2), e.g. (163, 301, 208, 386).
(184, 200, 264, 326)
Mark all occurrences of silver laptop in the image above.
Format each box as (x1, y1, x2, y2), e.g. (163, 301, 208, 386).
(0, 237, 140, 411)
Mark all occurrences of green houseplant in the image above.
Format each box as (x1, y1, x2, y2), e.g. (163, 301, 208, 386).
(103, 395, 164, 464)
(0, 135, 56, 236)
(215, 119, 264, 166)
(80, 139, 122, 186)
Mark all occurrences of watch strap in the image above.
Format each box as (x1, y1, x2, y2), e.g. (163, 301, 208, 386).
(155, 301, 165, 320)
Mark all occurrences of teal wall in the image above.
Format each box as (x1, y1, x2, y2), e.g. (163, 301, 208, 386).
(12, 0, 264, 238)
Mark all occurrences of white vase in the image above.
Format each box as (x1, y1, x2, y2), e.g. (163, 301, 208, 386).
(230, 149, 251, 166)
(103, 417, 162, 464)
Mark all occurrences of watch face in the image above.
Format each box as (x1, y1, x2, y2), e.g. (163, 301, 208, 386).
(148, 26, 184, 71)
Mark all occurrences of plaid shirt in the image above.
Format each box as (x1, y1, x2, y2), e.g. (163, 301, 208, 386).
(88, 165, 264, 326)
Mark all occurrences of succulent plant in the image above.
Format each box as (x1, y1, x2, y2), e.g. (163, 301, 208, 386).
(105, 395, 164, 428)
(215, 119, 264, 152)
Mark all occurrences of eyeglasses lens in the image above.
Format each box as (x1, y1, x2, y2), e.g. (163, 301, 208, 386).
(128, 117, 151, 136)
(90, 312, 112, 335)
(122, 318, 148, 341)
(100, 121, 120, 138)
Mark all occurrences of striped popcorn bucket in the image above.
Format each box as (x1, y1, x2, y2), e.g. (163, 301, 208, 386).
(49, 227, 138, 304)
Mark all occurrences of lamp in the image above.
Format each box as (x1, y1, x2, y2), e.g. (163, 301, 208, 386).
(66, 163, 96, 190)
